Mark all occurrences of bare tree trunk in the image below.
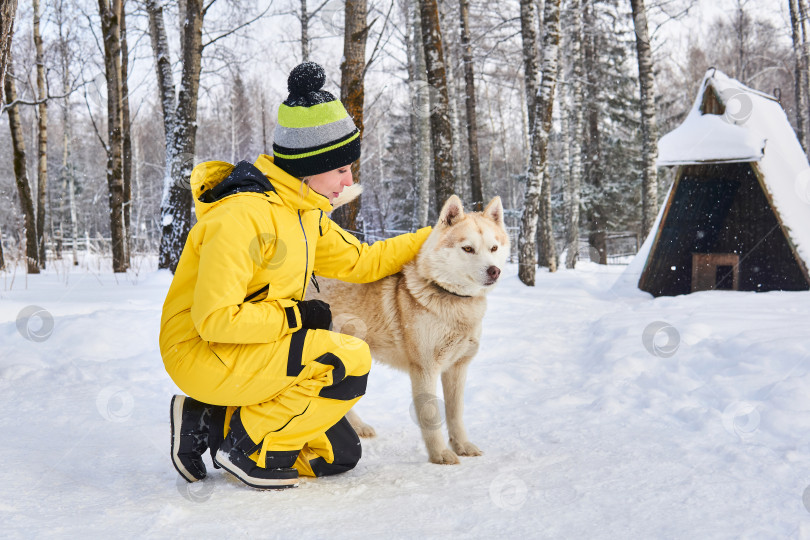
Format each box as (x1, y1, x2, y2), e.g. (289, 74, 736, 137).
(410, 0, 432, 227)
(518, 0, 560, 285)
(444, 39, 465, 200)
(631, 0, 659, 236)
(333, 0, 368, 236)
(301, 0, 309, 61)
(33, 0, 48, 269)
(0, 0, 16, 95)
(147, 0, 204, 272)
(5, 69, 40, 273)
(121, 0, 132, 263)
(55, 0, 78, 266)
(584, 0, 606, 264)
(790, 0, 808, 153)
(519, 0, 540, 143)
(798, 0, 810, 147)
(98, 0, 128, 272)
(565, 0, 584, 269)
(459, 0, 482, 210)
(419, 0, 455, 214)
(261, 90, 269, 154)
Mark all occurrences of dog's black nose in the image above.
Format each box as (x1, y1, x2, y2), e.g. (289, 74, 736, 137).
(487, 266, 500, 280)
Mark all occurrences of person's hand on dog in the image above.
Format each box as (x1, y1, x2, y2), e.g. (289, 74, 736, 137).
(297, 299, 333, 331)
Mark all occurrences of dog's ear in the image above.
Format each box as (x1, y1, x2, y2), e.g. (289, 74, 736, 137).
(438, 195, 465, 227)
(482, 196, 504, 227)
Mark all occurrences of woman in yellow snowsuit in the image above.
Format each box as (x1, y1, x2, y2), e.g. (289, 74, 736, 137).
(160, 62, 430, 489)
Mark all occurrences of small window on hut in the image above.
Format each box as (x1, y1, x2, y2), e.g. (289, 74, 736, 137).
(700, 87, 725, 116)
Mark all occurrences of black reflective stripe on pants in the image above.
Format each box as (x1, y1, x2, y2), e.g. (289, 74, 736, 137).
(312, 352, 367, 401)
(286, 329, 308, 377)
(307, 416, 362, 477)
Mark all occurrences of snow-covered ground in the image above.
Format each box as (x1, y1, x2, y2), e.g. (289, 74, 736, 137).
(2, 256, 810, 539)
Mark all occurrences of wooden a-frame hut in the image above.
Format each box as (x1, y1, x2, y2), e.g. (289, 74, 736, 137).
(634, 68, 810, 296)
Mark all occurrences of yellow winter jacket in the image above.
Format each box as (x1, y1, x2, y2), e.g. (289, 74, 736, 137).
(159, 154, 431, 360)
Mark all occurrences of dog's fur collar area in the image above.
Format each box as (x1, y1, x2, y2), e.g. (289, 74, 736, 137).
(429, 280, 473, 298)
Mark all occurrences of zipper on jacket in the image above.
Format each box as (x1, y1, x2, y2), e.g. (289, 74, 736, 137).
(298, 210, 309, 300)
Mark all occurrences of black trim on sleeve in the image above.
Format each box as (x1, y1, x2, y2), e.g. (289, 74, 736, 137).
(286, 329, 308, 377)
(285, 306, 298, 329)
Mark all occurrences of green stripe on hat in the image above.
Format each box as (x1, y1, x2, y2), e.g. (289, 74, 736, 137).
(277, 101, 349, 129)
(274, 131, 360, 159)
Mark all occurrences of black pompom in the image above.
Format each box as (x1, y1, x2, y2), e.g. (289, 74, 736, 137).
(287, 62, 326, 96)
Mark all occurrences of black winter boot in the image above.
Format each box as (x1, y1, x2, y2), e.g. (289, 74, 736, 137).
(213, 408, 300, 489)
(170, 395, 226, 483)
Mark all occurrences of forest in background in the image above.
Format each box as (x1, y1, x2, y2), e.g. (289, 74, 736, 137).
(0, 0, 802, 284)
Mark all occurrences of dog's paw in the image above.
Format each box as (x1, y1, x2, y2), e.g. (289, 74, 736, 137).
(451, 440, 482, 457)
(429, 448, 460, 465)
(352, 422, 377, 438)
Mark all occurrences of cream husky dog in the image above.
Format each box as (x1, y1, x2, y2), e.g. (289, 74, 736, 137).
(310, 195, 510, 464)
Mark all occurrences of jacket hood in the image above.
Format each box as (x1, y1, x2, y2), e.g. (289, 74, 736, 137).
(253, 154, 333, 213)
(190, 156, 332, 219)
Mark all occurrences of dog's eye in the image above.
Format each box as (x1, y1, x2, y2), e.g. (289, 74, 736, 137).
(491, 246, 498, 252)
(462, 246, 475, 254)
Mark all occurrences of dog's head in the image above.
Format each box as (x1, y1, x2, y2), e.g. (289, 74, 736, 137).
(416, 195, 510, 297)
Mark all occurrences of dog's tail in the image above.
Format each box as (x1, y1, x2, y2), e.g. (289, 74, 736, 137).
(330, 183, 363, 210)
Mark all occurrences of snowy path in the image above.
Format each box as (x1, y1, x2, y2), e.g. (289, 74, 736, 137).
(2, 261, 810, 538)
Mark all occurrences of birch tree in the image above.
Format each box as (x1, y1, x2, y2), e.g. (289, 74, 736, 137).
(333, 0, 368, 235)
(409, 0, 432, 227)
(518, 0, 561, 285)
(565, 0, 585, 269)
(790, 0, 809, 152)
(33, 0, 47, 268)
(419, 0, 455, 214)
(146, 0, 204, 272)
(630, 0, 658, 236)
(583, 0, 606, 264)
(98, 0, 129, 272)
(55, 0, 79, 266)
(4, 64, 39, 273)
(459, 0, 483, 210)
(0, 0, 16, 94)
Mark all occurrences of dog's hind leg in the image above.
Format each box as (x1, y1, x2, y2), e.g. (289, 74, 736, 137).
(346, 409, 376, 438)
(442, 358, 482, 457)
(410, 367, 460, 464)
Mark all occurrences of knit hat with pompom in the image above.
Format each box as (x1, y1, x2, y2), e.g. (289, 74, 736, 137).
(272, 62, 361, 178)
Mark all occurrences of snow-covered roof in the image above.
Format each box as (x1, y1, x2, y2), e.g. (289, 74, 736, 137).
(616, 69, 810, 292)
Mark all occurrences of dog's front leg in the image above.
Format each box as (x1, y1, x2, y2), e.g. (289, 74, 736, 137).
(442, 358, 482, 457)
(410, 367, 460, 464)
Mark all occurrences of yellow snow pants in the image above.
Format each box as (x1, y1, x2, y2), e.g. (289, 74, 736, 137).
(164, 327, 371, 476)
